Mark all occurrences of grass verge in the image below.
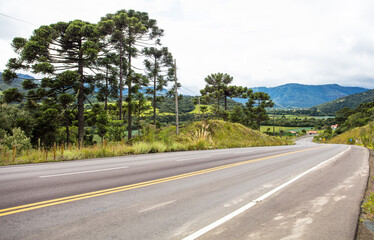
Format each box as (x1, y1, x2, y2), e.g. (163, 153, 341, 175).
(0, 120, 293, 165)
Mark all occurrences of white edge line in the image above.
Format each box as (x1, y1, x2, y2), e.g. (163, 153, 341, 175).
(183, 146, 351, 240)
(39, 166, 129, 178)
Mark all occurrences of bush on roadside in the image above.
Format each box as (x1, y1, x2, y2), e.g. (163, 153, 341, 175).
(0, 128, 31, 151)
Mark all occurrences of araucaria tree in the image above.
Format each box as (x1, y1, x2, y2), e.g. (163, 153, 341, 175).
(95, 52, 119, 110)
(3, 20, 100, 147)
(143, 47, 174, 125)
(200, 73, 250, 120)
(245, 92, 274, 129)
(200, 73, 233, 113)
(99, 9, 164, 139)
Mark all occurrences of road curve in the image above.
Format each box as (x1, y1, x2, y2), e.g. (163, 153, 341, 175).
(0, 138, 369, 239)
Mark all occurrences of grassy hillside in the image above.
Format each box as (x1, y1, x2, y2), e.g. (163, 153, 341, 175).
(314, 89, 374, 114)
(174, 120, 292, 148)
(1, 120, 292, 165)
(327, 122, 374, 149)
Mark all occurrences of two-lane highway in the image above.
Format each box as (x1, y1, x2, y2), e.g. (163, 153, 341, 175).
(0, 139, 369, 239)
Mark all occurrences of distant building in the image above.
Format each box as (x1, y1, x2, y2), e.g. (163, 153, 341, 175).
(331, 124, 338, 130)
(307, 130, 318, 135)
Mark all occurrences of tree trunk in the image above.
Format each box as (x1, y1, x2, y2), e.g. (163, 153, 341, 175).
(127, 41, 132, 140)
(223, 96, 228, 121)
(77, 41, 85, 148)
(65, 124, 70, 146)
(138, 108, 141, 137)
(224, 96, 228, 111)
(217, 98, 220, 112)
(153, 73, 156, 126)
(104, 67, 108, 110)
(65, 111, 70, 146)
(119, 43, 123, 120)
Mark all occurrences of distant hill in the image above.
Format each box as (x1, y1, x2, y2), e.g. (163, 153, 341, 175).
(247, 83, 369, 108)
(313, 89, 374, 114)
(0, 72, 34, 92)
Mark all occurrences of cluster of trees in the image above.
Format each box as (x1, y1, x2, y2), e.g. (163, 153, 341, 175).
(199, 73, 274, 129)
(0, 9, 280, 150)
(334, 102, 374, 134)
(1, 9, 177, 147)
(261, 115, 335, 129)
(268, 108, 328, 117)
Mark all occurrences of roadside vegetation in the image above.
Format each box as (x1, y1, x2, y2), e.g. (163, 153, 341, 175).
(315, 102, 374, 144)
(0, 120, 291, 165)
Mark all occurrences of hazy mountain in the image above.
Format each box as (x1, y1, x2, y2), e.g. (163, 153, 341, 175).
(0, 72, 34, 92)
(313, 89, 374, 114)
(248, 83, 369, 108)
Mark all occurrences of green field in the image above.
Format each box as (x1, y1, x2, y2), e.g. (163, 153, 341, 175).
(189, 105, 213, 114)
(271, 115, 333, 119)
(260, 126, 313, 133)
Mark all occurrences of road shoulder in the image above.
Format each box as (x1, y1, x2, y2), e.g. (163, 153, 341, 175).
(356, 148, 374, 240)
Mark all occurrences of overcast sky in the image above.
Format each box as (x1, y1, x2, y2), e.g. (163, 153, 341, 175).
(1, 0, 374, 95)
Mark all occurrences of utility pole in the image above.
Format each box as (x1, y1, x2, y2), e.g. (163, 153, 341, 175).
(174, 59, 179, 135)
(273, 114, 275, 136)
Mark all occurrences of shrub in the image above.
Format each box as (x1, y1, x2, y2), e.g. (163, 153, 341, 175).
(1, 128, 31, 151)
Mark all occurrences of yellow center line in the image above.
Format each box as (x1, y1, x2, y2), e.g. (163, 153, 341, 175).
(0, 146, 328, 217)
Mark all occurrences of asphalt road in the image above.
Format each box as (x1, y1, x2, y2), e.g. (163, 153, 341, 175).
(0, 138, 369, 240)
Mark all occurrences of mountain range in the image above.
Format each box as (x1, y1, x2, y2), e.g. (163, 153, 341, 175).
(314, 89, 374, 114)
(249, 83, 369, 108)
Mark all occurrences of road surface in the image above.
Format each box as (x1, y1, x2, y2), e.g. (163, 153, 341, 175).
(0, 138, 369, 239)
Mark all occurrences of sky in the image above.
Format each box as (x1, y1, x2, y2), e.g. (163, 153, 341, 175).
(1, 0, 374, 95)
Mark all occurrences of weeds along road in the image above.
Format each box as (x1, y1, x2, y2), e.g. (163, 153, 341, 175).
(0, 138, 369, 240)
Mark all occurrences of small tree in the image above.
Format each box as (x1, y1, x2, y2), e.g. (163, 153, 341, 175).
(200, 105, 208, 119)
(1, 128, 31, 151)
(133, 92, 151, 136)
(245, 92, 274, 129)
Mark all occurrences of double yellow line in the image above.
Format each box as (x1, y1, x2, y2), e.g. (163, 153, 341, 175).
(0, 146, 327, 217)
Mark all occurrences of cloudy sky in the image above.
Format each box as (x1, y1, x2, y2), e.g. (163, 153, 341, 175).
(1, 0, 374, 94)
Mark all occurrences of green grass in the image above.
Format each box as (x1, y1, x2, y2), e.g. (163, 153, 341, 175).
(285, 127, 314, 132)
(362, 192, 374, 220)
(0, 120, 293, 165)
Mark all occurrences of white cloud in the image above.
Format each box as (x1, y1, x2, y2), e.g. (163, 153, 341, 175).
(1, 0, 374, 93)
